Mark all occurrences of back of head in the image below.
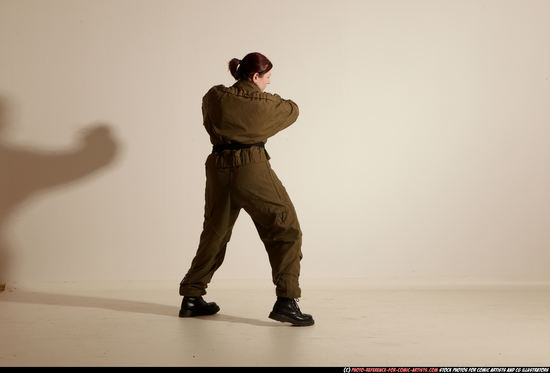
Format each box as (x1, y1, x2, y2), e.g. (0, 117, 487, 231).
(228, 52, 273, 81)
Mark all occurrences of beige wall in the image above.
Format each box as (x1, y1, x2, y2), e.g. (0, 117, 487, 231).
(1, 0, 549, 286)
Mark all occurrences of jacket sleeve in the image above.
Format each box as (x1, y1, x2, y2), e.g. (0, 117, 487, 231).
(261, 93, 299, 138)
(201, 86, 222, 142)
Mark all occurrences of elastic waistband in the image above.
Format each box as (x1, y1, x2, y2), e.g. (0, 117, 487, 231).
(212, 141, 265, 153)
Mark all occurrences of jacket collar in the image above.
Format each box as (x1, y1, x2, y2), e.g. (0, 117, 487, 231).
(233, 79, 262, 93)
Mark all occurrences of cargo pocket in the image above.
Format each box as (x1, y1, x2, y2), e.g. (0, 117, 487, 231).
(265, 162, 284, 203)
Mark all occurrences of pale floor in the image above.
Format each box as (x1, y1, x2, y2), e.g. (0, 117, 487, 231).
(0, 279, 549, 367)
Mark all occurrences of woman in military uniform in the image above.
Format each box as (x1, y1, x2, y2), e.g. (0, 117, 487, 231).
(178, 52, 313, 326)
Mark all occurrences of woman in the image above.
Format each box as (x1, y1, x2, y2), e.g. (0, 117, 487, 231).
(178, 52, 313, 326)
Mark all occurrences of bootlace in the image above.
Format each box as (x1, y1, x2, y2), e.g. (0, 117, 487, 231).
(292, 298, 301, 312)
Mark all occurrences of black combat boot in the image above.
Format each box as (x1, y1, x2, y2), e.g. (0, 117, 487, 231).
(179, 296, 220, 317)
(268, 297, 314, 326)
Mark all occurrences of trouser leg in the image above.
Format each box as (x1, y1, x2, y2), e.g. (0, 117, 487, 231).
(251, 214, 302, 299)
(179, 164, 240, 296)
(234, 160, 303, 298)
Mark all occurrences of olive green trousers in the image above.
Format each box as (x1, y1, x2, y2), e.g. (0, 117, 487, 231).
(179, 147, 303, 298)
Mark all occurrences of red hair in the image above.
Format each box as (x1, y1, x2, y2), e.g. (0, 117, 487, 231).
(228, 52, 273, 80)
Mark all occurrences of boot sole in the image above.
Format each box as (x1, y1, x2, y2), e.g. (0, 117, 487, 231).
(179, 305, 220, 318)
(269, 312, 315, 326)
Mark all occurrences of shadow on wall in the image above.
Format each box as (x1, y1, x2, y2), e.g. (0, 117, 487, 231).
(0, 96, 120, 291)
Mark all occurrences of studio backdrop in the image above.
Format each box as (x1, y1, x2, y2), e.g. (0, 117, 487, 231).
(1, 0, 549, 286)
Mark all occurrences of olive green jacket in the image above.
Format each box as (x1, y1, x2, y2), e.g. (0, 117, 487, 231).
(202, 79, 299, 145)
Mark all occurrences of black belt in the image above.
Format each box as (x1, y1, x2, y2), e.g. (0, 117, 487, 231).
(212, 142, 265, 153)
